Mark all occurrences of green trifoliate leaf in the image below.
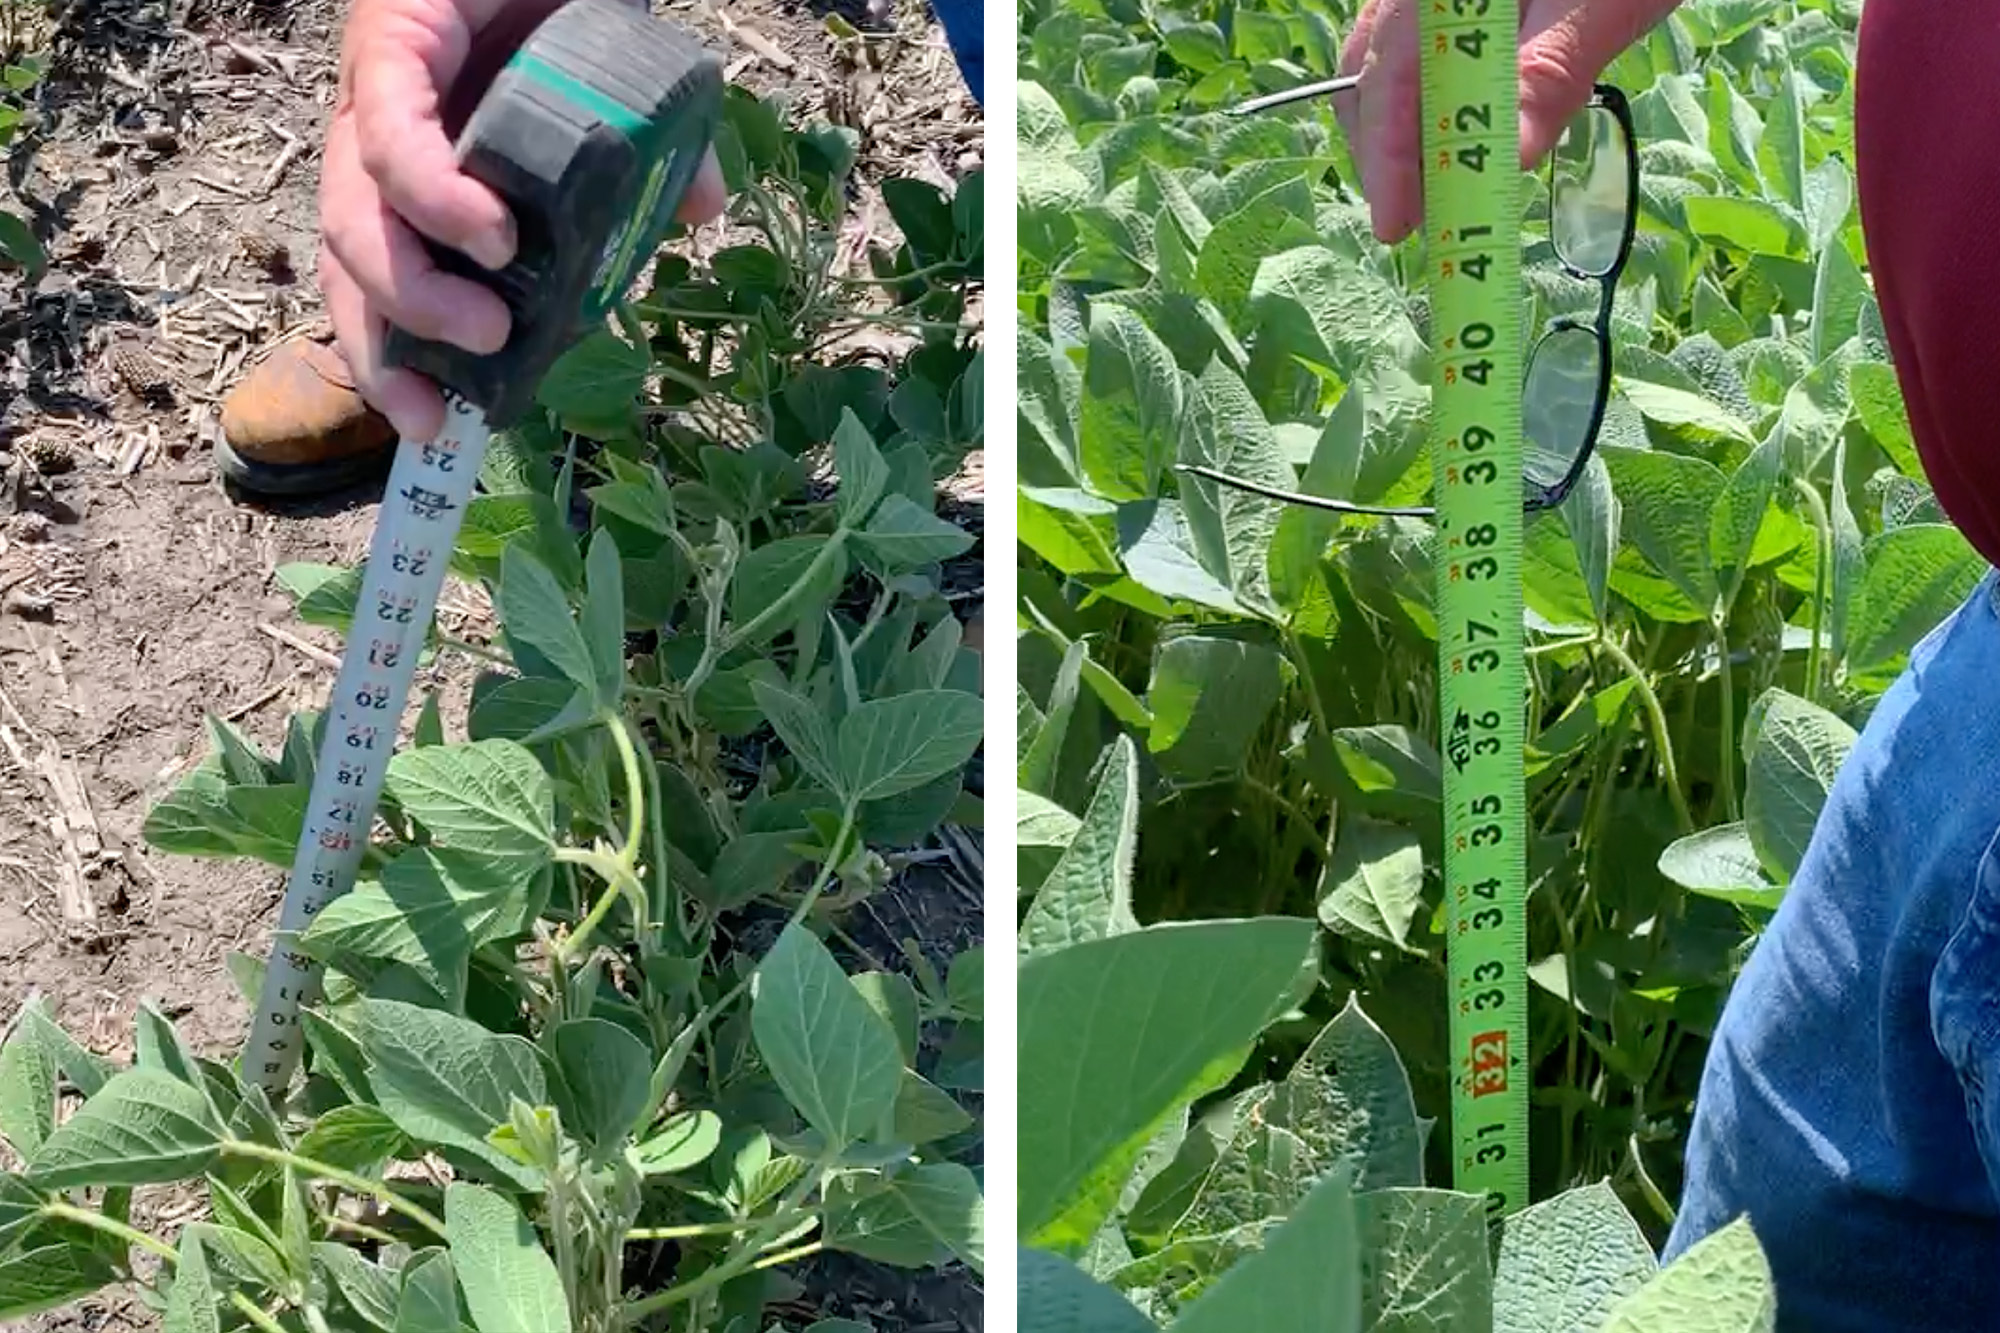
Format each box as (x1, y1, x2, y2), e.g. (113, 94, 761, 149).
(752, 923, 905, 1149)
(28, 1070, 223, 1189)
(445, 1183, 572, 1333)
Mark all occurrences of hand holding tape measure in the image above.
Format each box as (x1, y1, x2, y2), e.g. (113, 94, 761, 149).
(245, 0, 725, 1097)
(318, 0, 729, 443)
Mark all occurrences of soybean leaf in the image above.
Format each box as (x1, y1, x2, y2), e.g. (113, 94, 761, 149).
(1603, 448, 1728, 610)
(588, 479, 674, 535)
(396, 1250, 463, 1333)
(1080, 303, 1184, 501)
(1330, 727, 1443, 825)
(499, 542, 595, 694)
(0, 1010, 57, 1156)
(1317, 817, 1426, 953)
(0, 1244, 117, 1323)
(1812, 228, 1868, 363)
(550, 1019, 653, 1160)
(161, 1229, 220, 1333)
(1020, 791, 1082, 898)
(1146, 635, 1283, 781)
(1849, 360, 1920, 478)
(1599, 1217, 1774, 1332)
(1164, 1099, 1316, 1241)
(467, 677, 584, 743)
(28, 1070, 222, 1189)
(1177, 357, 1289, 610)
(752, 924, 905, 1148)
(1494, 1181, 1657, 1333)
(142, 775, 309, 866)
(537, 331, 647, 425)
(1756, 69, 1807, 215)
(134, 1004, 206, 1097)
(1267, 996, 1423, 1193)
(855, 495, 977, 575)
(1360, 1189, 1493, 1332)
(1657, 824, 1782, 909)
(1250, 245, 1426, 382)
(351, 999, 547, 1189)
(297, 1104, 407, 1176)
(1710, 431, 1781, 602)
(834, 408, 890, 523)
(1845, 525, 1984, 681)
(634, 1111, 723, 1175)
(414, 691, 446, 748)
(751, 678, 843, 794)
(1019, 918, 1318, 1250)
(385, 740, 555, 869)
(851, 971, 923, 1064)
(948, 947, 984, 1021)
(581, 530, 625, 707)
(1741, 689, 1856, 884)
(0, 211, 44, 280)
(18, 999, 114, 1098)
(185, 1221, 284, 1295)
(300, 845, 539, 1002)
(1120, 496, 1248, 615)
(827, 1162, 984, 1273)
(1020, 734, 1141, 956)
(1684, 194, 1808, 259)
(1624, 378, 1752, 440)
(315, 1243, 399, 1331)
(892, 1069, 975, 1143)
(837, 689, 983, 801)
(446, 1182, 571, 1333)
(1020, 486, 1121, 577)
(730, 535, 847, 645)
(1170, 1166, 1361, 1333)
(1018, 1246, 1158, 1333)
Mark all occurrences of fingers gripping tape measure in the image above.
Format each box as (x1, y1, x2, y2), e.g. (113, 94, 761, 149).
(385, 0, 724, 425)
(244, 0, 721, 1098)
(1419, 3, 1531, 1215)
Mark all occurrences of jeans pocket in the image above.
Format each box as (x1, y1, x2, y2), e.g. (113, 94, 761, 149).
(1933, 823, 2000, 1162)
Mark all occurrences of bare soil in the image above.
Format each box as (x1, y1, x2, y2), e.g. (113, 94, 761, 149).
(0, 0, 983, 1327)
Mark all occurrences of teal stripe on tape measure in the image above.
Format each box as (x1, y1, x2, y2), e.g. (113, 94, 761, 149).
(512, 50, 646, 135)
(1419, 0, 1531, 1218)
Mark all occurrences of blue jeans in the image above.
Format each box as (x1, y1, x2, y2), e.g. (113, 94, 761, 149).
(929, 0, 982, 103)
(1669, 567, 2000, 1327)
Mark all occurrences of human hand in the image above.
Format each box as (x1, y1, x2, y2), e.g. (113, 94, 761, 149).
(1334, 0, 1682, 243)
(319, 0, 728, 441)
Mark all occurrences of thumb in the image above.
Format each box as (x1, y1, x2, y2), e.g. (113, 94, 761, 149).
(1516, 0, 1679, 165)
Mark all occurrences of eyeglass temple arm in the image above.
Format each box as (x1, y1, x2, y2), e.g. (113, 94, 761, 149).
(1174, 463, 1437, 518)
(1225, 73, 1361, 116)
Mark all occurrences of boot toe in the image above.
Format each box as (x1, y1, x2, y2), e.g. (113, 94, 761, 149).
(220, 340, 394, 466)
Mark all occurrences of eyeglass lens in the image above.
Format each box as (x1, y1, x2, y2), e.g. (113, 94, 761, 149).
(1523, 104, 1629, 504)
(1549, 105, 1630, 278)
(1523, 326, 1602, 502)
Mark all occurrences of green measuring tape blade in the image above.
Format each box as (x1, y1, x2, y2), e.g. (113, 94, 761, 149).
(1418, 0, 1530, 1218)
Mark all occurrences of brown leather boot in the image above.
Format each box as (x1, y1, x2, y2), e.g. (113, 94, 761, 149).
(216, 336, 396, 496)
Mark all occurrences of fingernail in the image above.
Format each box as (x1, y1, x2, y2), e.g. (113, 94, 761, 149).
(471, 213, 516, 271)
(464, 311, 510, 355)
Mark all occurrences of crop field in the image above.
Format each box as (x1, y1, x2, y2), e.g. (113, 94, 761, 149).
(1015, 0, 1953, 1323)
(0, 1, 986, 1331)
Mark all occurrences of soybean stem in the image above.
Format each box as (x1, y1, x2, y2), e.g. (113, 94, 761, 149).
(1594, 633, 1694, 834)
(221, 1141, 447, 1241)
(38, 1202, 177, 1264)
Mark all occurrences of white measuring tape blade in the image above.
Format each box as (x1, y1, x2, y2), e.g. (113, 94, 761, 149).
(245, 391, 493, 1097)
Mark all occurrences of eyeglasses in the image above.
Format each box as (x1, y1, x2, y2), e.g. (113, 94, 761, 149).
(1181, 83, 1639, 520)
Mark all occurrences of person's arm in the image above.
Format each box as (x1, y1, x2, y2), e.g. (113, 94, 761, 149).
(319, 0, 725, 440)
(1334, 0, 1684, 243)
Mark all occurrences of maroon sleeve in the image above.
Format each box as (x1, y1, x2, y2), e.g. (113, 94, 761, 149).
(1856, 0, 2000, 569)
